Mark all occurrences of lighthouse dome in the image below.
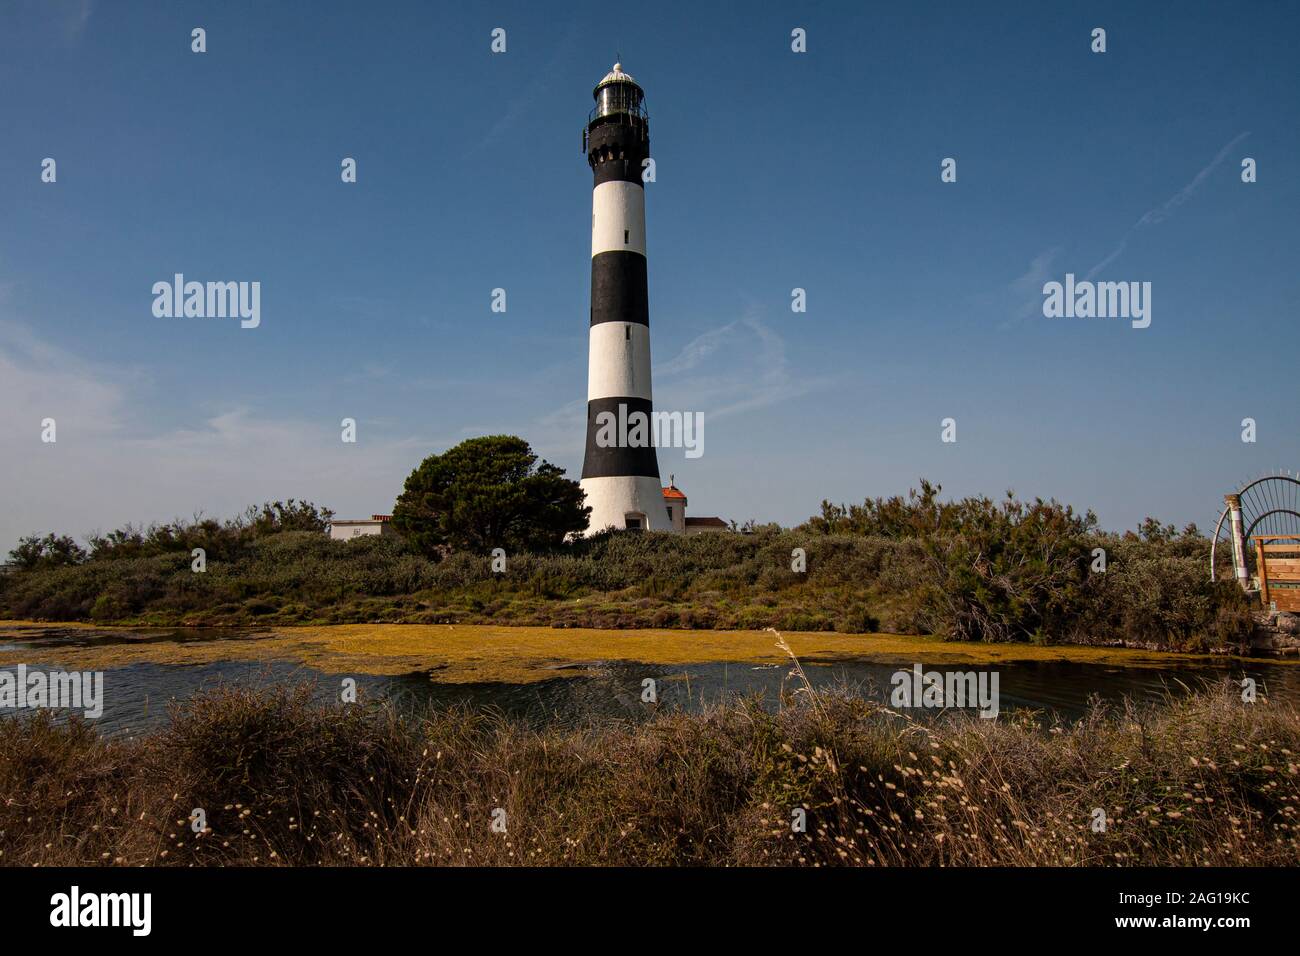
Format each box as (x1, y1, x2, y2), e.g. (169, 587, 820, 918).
(596, 62, 639, 89)
(591, 62, 646, 125)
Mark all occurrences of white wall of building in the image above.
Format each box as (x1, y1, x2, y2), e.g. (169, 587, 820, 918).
(329, 521, 396, 541)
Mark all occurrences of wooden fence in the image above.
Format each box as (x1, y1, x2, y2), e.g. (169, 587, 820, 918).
(1254, 534, 1300, 612)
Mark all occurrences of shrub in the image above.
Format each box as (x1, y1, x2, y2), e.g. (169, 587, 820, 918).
(917, 495, 1096, 643)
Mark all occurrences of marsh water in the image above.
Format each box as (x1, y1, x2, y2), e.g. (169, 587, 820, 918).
(2, 626, 1298, 737)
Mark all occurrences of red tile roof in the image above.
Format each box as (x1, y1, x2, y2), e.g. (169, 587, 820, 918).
(662, 486, 686, 500)
(685, 516, 728, 528)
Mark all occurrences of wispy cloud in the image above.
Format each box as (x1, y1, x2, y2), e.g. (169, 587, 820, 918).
(64, 0, 93, 41)
(998, 132, 1249, 327)
(342, 361, 395, 385)
(466, 24, 581, 157)
(0, 320, 128, 440)
(27, 0, 95, 44)
(1085, 131, 1250, 279)
(1000, 246, 1062, 328)
(658, 312, 811, 419)
(0, 321, 427, 549)
(492, 312, 817, 471)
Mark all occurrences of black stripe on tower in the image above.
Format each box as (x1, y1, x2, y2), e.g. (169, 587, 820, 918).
(588, 122, 649, 186)
(581, 397, 661, 479)
(590, 252, 648, 326)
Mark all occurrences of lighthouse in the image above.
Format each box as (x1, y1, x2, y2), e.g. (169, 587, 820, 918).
(580, 63, 672, 533)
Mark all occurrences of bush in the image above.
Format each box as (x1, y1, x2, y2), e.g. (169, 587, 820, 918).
(916, 495, 1096, 643)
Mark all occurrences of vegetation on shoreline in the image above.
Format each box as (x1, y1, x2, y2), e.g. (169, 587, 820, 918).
(0, 483, 1256, 653)
(1, 681, 1295, 866)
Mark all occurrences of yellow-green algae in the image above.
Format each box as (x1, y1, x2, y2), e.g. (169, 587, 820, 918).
(0, 621, 1287, 684)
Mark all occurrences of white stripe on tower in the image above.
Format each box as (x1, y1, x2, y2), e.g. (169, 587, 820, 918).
(580, 63, 670, 534)
(592, 181, 646, 257)
(586, 322, 652, 400)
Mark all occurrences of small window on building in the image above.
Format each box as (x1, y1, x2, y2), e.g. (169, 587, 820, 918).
(624, 229, 629, 244)
(666, 507, 673, 521)
(625, 324, 630, 340)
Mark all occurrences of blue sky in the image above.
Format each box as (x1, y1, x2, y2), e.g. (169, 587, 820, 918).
(2, 0, 1298, 551)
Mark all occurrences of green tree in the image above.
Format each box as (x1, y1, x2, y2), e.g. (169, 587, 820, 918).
(242, 500, 334, 536)
(392, 436, 589, 555)
(8, 533, 87, 570)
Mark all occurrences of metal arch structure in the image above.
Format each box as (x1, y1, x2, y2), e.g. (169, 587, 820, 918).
(1246, 509, 1300, 540)
(1211, 473, 1300, 583)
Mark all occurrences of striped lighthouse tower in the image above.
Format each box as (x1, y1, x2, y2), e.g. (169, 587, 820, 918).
(580, 63, 670, 533)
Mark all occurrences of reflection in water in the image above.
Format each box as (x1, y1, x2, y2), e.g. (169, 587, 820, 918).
(2, 655, 1296, 738)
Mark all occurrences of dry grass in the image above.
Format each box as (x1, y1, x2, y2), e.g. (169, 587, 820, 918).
(2, 671, 1297, 867)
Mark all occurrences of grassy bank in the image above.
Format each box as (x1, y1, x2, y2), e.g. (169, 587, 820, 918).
(1, 680, 1295, 866)
(0, 524, 1257, 653)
